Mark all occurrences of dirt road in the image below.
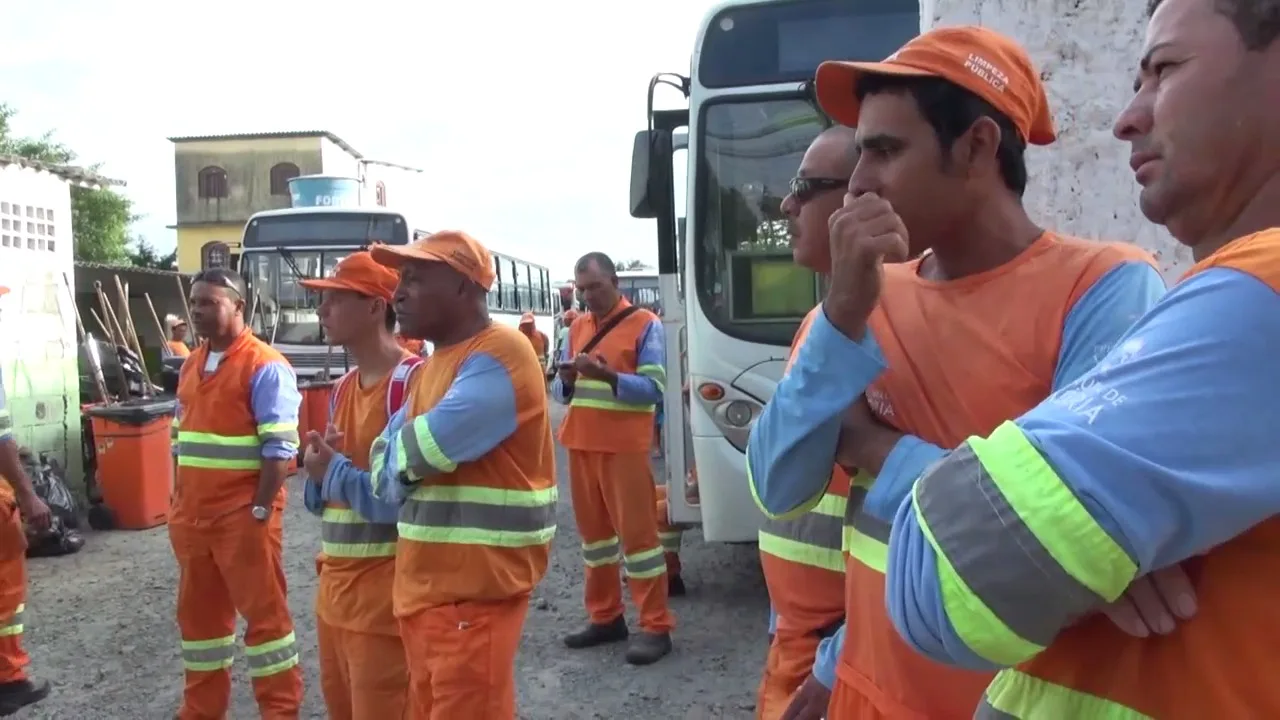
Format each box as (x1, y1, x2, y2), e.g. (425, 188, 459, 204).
(17, 404, 770, 718)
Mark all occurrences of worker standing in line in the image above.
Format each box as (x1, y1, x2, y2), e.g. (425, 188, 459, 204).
(554, 252, 675, 666)
(164, 314, 192, 358)
(518, 312, 550, 374)
(752, 125, 861, 720)
(169, 268, 303, 720)
(0, 283, 53, 717)
(298, 251, 421, 719)
(311, 230, 555, 719)
(554, 309, 578, 367)
(883, 0, 1280, 715)
(746, 28, 1170, 720)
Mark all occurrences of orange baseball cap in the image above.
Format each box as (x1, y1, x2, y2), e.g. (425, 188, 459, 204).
(370, 230, 496, 291)
(299, 249, 400, 301)
(815, 26, 1056, 146)
(0, 286, 8, 296)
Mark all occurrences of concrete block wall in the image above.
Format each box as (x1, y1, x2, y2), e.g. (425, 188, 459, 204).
(924, 0, 1193, 277)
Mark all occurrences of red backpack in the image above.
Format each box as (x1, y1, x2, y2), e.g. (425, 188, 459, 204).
(328, 354, 426, 422)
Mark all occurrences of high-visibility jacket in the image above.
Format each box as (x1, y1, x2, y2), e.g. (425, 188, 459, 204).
(380, 324, 557, 617)
(316, 354, 422, 635)
(756, 307, 849, 632)
(558, 299, 665, 454)
(172, 329, 300, 522)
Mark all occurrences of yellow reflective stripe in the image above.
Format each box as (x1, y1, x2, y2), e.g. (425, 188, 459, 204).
(659, 529, 682, 553)
(175, 431, 262, 470)
(370, 435, 390, 495)
(0, 604, 24, 637)
(979, 669, 1153, 719)
(396, 415, 456, 481)
(244, 631, 299, 678)
(256, 421, 300, 445)
(623, 546, 666, 579)
(637, 363, 667, 392)
(399, 484, 558, 548)
(913, 423, 1135, 666)
(582, 536, 621, 567)
(760, 491, 847, 572)
(570, 379, 655, 413)
(320, 507, 397, 558)
(181, 634, 236, 672)
(759, 532, 845, 573)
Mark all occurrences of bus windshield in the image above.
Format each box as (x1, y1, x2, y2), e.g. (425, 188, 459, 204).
(619, 274, 661, 311)
(241, 250, 348, 344)
(695, 97, 827, 346)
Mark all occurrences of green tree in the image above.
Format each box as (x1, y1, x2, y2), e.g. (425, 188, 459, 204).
(619, 258, 653, 271)
(127, 237, 177, 270)
(0, 103, 135, 264)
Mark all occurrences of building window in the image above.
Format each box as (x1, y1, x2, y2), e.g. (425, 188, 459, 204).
(197, 166, 229, 199)
(269, 163, 300, 196)
(202, 241, 231, 269)
(375, 181, 387, 207)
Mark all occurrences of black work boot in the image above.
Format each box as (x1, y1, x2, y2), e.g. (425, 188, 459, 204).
(563, 615, 629, 649)
(625, 631, 672, 665)
(0, 678, 50, 717)
(668, 573, 687, 597)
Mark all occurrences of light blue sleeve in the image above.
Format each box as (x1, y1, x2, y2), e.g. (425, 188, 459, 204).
(550, 336, 574, 404)
(248, 361, 303, 460)
(768, 605, 778, 634)
(885, 268, 1280, 668)
(745, 308, 885, 518)
(862, 260, 1166, 520)
(812, 626, 845, 689)
(370, 353, 518, 499)
(370, 407, 412, 506)
(614, 319, 665, 405)
(320, 453, 400, 523)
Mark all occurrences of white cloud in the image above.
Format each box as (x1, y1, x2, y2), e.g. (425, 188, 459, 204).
(3, 0, 710, 277)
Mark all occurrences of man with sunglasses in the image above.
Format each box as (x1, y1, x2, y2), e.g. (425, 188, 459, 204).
(748, 27, 1172, 720)
(169, 268, 304, 719)
(753, 125, 864, 720)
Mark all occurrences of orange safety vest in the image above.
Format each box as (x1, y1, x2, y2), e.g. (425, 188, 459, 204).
(759, 306, 850, 634)
(167, 340, 191, 358)
(390, 323, 557, 617)
(172, 329, 298, 523)
(316, 354, 423, 635)
(835, 236, 1157, 718)
(558, 299, 663, 454)
(974, 232, 1280, 719)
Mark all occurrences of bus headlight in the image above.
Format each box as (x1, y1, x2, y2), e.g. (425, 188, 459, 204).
(723, 400, 753, 428)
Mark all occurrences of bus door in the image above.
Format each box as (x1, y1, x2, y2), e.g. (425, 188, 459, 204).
(631, 108, 698, 525)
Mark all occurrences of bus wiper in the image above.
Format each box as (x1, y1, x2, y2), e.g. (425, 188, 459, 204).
(278, 247, 306, 281)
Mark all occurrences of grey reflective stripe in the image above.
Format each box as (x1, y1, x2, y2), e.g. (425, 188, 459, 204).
(762, 511, 843, 550)
(399, 423, 442, 479)
(918, 444, 1107, 649)
(583, 540, 620, 565)
(176, 442, 260, 461)
(401, 497, 556, 532)
(321, 520, 398, 546)
(5, 607, 22, 626)
(625, 552, 666, 576)
(183, 645, 235, 667)
(845, 485, 868, 520)
(258, 429, 300, 444)
(659, 531, 681, 552)
(246, 644, 297, 671)
(974, 700, 1018, 719)
(849, 509, 890, 543)
(570, 384, 653, 410)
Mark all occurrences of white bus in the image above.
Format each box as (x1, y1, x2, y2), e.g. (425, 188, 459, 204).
(629, 0, 920, 541)
(238, 205, 556, 378)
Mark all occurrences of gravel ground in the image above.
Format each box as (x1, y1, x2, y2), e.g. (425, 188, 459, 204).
(16, 404, 770, 719)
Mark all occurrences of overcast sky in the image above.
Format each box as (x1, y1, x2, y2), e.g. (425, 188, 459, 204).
(3, 0, 710, 278)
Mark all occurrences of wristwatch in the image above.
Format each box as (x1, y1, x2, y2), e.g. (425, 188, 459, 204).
(251, 505, 270, 521)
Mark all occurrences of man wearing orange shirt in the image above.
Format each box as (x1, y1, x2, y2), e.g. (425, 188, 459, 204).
(300, 251, 421, 719)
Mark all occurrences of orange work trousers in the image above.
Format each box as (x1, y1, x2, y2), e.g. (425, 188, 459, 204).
(400, 594, 530, 720)
(0, 501, 30, 684)
(317, 619, 409, 720)
(756, 627, 823, 720)
(569, 450, 675, 633)
(169, 511, 302, 720)
(654, 484, 682, 576)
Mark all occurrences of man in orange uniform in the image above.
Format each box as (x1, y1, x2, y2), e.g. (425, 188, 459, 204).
(752, 125, 861, 720)
(170, 268, 303, 719)
(747, 28, 1172, 719)
(165, 314, 192, 358)
(554, 251, 675, 666)
(518, 312, 550, 374)
(0, 284, 53, 717)
(298, 251, 420, 719)
(316, 230, 556, 719)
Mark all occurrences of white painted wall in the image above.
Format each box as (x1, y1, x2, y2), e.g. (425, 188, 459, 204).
(359, 161, 424, 219)
(0, 163, 82, 488)
(923, 0, 1191, 277)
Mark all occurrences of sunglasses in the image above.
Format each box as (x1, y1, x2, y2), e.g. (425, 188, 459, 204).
(193, 273, 244, 299)
(788, 176, 848, 204)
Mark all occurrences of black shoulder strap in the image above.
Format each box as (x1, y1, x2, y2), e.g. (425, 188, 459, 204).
(578, 306, 641, 357)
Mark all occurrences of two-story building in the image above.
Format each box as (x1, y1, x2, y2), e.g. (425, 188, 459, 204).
(169, 131, 422, 273)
